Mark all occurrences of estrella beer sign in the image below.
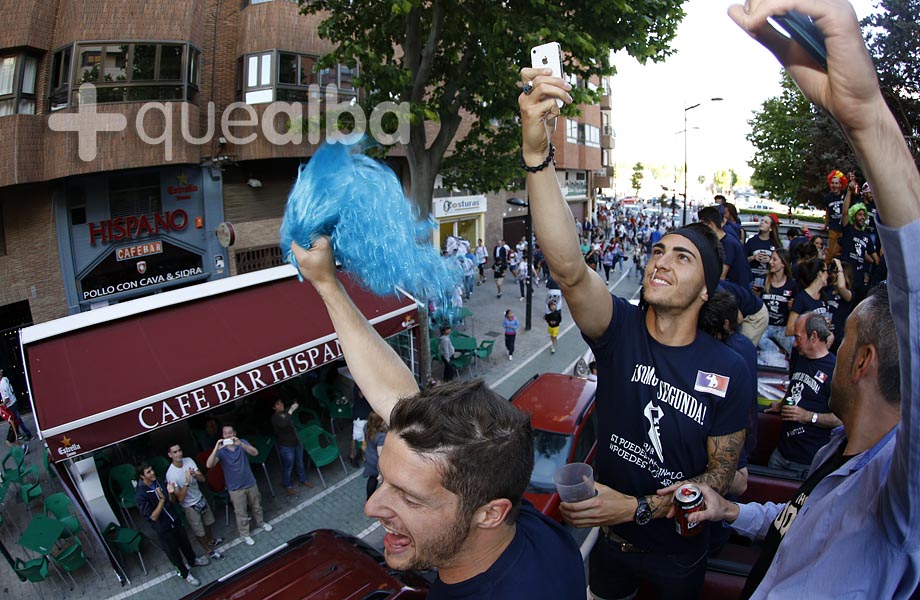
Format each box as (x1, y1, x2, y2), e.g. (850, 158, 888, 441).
(88, 210, 188, 246)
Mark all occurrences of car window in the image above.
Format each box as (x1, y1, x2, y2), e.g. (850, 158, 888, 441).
(529, 430, 572, 492)
(574, 407, 597, 463)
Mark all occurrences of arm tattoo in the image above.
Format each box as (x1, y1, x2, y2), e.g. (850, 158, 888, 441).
(691, 430, 746, 495)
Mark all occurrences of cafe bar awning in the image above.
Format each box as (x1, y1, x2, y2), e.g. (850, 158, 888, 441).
(21, 265, 420, 462)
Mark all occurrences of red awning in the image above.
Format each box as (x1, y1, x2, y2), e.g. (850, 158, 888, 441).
(21, 266, 419, 462)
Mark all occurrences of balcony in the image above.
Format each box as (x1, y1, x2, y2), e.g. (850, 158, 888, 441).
(600, 93, 612, 111)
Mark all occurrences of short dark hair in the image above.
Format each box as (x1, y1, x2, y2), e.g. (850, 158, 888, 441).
(698, 206, 723, 228)
(388, 379, 533, 524)
(699, 290, 738, 341)
(854, 284, 899, 406)
(714, 194, 727, 202)
(136, 462, 154, 478)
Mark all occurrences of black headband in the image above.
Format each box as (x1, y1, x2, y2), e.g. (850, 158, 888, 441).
(670, 227, 722, 300)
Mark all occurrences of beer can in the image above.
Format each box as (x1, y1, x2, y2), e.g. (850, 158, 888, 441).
(674, 483, 705, 537)
(784, 396, 796, 407)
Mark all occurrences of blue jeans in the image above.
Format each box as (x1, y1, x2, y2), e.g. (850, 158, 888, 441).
(7, 404, 32, 438)
(278, 444, 307, 489)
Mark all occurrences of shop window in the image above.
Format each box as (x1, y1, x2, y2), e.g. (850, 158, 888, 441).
(52, 42, 201, 108)
(0, 53, 39, 117)
(235, 245, 284, 274)
(109, 173, 162, 218)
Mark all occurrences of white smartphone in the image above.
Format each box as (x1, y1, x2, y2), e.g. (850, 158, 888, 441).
(531, 42, 565, 108)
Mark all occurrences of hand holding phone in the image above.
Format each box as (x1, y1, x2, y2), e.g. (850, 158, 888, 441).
(531, 42, 565, 108)
(770, 10, 828, 71)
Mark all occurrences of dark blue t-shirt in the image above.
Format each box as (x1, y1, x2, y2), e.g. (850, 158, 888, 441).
(721, 233, 752, 288)
(762, 279, 797, 326)
(744, 236, 777, 285)
(839, 224, 876, 274)
(718, 280, 764, 318)
(725, 221, 744, 243)
(427, 501, 584, 599)
(726, 332, 758, 470)
(778, 352, 836, 465)
(588, 296, 751, 554)
(824, 192, 846, 233)
(790, 291, 827, 319)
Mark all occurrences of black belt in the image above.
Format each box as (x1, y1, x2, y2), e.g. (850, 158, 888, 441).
(600, 526, 648, 553)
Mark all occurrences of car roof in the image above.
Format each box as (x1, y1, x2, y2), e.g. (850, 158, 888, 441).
(512, 373, 596, 434)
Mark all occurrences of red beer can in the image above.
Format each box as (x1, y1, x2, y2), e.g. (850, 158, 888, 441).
(674, 483, 705, 537)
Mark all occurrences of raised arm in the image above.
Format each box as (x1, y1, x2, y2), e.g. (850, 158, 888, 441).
(731, 0, 920, 543)
(291, 238, 419, 426)
(841, 182, 854, 227)
(518, 68, 613, 341)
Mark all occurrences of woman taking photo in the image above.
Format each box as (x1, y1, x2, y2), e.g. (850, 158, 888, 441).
(758, 249, 797, 366)
(745, 214, 783, 292)
(786, 258, 829, 337)
(825, 258, 854, 354)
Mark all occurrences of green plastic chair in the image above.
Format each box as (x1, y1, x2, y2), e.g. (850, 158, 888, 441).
(14, 556, 55, 599)
(2, 445, 38, 485)
(107, 464, 138, 527)
(19, 474, 43, 517)
(42, 450, 58, 487)
(147, 455, 171, 479)
(0, 479, 19, 535)
(293, 406, 321, 432)
(44, 492, 85, 545)
(312, 383, 353, 434)
(50, 539, 101, 591)
(245, 434, 276, 497)
(450, 353, 474, 378)
(474, 339, 495, 363)
(298, 425, 347, 489)
(103, 522, 147, 575)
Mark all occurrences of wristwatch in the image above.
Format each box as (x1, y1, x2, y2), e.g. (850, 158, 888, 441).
(634, 496, 652, 526)
(811, 412, 818, 424)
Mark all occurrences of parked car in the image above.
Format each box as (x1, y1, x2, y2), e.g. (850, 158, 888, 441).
(181, 530, 430, 600)
(509, 373, 598, 522)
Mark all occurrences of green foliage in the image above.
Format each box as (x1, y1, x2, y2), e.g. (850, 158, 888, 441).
(631, 161, 645, 196)
(746, 72, 850, 207)
(299, 0, 685, 211)
(863, 1, 920, 164)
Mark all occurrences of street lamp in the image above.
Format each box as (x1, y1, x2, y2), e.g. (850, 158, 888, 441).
(506, 197, 532, 331)
(683, 97, 723, 226)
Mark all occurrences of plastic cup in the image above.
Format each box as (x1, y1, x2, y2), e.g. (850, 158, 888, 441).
(553, 462, 596, 503)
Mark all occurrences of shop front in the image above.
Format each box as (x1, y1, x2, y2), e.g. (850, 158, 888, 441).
(54, 165, 229, 314)
(432, 194, 486, 251)
(20, 264, 421, 583)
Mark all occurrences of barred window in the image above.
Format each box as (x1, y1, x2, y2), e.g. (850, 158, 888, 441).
(235, 245, 284, 274)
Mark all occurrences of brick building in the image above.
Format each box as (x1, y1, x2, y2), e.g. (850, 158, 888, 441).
(0, 0, 611, 387)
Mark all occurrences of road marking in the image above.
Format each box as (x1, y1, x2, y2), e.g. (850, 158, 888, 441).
(357, 520, 382, 539)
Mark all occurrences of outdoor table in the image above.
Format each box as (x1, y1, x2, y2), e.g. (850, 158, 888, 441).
(450, 333, 477, 354)
(457, 307, 475, 335)
(19, 514, 65, 556)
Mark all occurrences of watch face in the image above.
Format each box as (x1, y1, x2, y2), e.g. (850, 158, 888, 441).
(636, 510, 652, 526)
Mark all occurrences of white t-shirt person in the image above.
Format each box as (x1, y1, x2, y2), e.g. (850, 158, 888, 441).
(166, 457, 204, 508)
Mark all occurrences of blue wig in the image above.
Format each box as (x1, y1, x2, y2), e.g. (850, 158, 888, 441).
(280, 141, 463, 318)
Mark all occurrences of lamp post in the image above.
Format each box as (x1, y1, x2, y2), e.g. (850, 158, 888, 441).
(683, 97, 723, 226)
(506, 197, 532, 331)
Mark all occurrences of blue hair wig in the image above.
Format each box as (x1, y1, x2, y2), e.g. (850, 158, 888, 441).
(280, 141, 462, 317)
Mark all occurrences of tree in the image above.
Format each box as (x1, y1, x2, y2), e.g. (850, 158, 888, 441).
(631, 162, 645, 198)
(746, 72, 850, 206)
(299, 0, 686, 215)
(863, 1, 920, 164)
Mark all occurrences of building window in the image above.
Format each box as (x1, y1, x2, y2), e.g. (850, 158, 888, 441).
(0, 53, 39, 117)
(585, 125, 600, 148)
(109, 173, 162, 218)
(566, 119, 578, 143)
(235, 245, 284, 274)
(51, 42, 201, 108)
(240, 50, 358, 105)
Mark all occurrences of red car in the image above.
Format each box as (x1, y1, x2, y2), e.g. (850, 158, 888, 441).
(511, 373, 598, 522)
(181, 530, 430, 600)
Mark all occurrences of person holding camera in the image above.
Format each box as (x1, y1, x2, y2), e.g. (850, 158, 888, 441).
(165, 444, 225, 561)
(206, 425, 272, 546)
(135, 462, 209, 587)
(271, 399, 314, 495)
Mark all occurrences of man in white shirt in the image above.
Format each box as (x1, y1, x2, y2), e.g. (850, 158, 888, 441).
(165, 443, 225, 560)
(0, 367, 33, 441)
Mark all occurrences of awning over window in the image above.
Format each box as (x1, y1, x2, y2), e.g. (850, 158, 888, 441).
(21, 266, 419, 462)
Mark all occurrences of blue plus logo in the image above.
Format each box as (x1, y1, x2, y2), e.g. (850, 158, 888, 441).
(48, 84, 128, 162)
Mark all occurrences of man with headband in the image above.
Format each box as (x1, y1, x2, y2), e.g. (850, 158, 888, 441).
(840, 178, 879, 303)
(518, 65, 750, 600)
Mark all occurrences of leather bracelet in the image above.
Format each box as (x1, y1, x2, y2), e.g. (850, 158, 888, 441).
(521, 144, 556, 173)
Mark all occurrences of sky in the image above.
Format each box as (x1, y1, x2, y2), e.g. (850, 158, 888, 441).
(609, 0, 879, 192)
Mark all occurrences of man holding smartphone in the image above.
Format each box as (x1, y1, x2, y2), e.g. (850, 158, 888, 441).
(519, 58, 750, 600)
(206, 425, 272, 546)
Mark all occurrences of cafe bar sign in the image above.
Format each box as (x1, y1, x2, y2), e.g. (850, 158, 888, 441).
(116, 241, 163, 261)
